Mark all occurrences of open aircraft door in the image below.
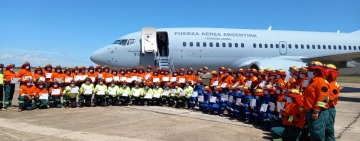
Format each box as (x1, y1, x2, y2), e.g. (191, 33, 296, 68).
(141, 27, 158, 54)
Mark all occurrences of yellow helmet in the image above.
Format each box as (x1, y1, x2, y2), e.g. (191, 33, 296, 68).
(307, 61, 323, 70)
(255, 88, 263, 93)
(324, 64, 337, 70)
(288, 89, 300, 95)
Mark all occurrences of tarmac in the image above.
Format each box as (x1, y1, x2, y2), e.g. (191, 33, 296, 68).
(0, 83, 359, 141)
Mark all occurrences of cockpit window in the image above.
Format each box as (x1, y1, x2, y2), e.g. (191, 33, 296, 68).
(113, 40, 121, 44)
(119, 39, 128, 46)
(128, 39, 135, 45)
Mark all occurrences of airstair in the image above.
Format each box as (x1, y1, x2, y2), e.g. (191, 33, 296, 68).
(156, 50, 175, 73)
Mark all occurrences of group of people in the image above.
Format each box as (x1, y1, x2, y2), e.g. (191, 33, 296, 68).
(0, 60, 340, 141)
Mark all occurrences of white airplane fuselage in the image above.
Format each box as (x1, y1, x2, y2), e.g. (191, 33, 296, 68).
(90, 28, 360, 75)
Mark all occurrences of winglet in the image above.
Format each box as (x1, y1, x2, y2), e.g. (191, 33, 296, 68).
(268, 26, 272, 30)
(337, 30, 340, 33)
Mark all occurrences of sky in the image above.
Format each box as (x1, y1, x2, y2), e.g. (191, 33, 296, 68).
(0, 0, 359, 68)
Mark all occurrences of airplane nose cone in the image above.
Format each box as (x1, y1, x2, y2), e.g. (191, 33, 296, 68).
(90, 48, 107, 64)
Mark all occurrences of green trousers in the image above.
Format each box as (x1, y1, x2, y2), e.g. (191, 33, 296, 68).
(306, 109, 329, 141)
(271, 125, 302, 141)
(326, 107, 336, 141)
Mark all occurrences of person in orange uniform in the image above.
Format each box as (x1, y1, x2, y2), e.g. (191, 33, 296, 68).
(275, 69, 287, 87)
(51, 65, 64, 85)
(137, 66, 146, 80)
(195, 68, 202, 80)
(43, 64, 53, 90)
(150, 70, 161, 85)
(298, 67, 308, 94)
(270, 83, 288, 127)
(287, 66, 298, 89)
(49, 81, 63, 108)
(255, 69, 266, 88)
(108, 68, 118, 85)
(18, 78, 36, 112)
(117, 68, 126, 81)
(177, 68, 187, 87)
(171, 69, 179, 83)
(185, 68, 196, 85)
(34, 81, 49, 109)
(236, 68, 246, 86)
(71, 66, 80, 86)
(302, 61, 331, 141)
(33, 66, 45, 84)
(265, 68, 273, 85)
(101, 65, 112, 83)
(17, 62, 33, 86)
(62, 67, 73, 90)
(289, 67, 302, 90)
(163, 68, 172, 81)
(209, 70, 218, 88)
(222, 68, 234, 89)
(271, 89, 305, 141)
(3, 63, 17, 110)
(323, 64, 339, 141)
(124, 68, 133, 86)
(270, 70, 278, 85)
(86, 65, 97, 84)
(218, 67, 226, 83)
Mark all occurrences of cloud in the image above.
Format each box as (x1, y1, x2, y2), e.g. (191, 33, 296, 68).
(0, 48, 94, 67)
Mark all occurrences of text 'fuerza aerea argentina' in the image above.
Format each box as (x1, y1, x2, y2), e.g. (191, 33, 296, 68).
(174, 32, 257, 37)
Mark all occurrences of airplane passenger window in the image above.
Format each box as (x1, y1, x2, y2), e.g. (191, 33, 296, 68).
(229, 43, 232, 47)
(338, 45, 342, 50)
(306, 45, 310, 49)
(265, 44, 268, 48)
(113, 40, 121, 44)
(210, 42, 213, 47)
(288, 44, 292, 49)
(203, 42, 206, 47)
(253, 43, 256, 48)
(301, 44, 304, 49)
(183, 42, 186, 47)
(270, 44, 273, 48)
(281, 44, 285, 48)
(353, 46, 356, 50)
(344, 45, 347, 50)
(276, 44, 279, 48)
(259, 44, 262, 48)
(190, 42, 193, 47)
(295, 44, 298, 49)
(241, 43, 244, 48)
(222, 43, 226, 47)
(216, 42, 219, 47)
(196, 42, 200, 47)
(328, 45, 331, 49)
(333, 45, 337, 50)
(119, 39, 128, 46)
(358, 46, 360, 50)
(128, 39, 135, 45)
(349, 46, 351, 50)
(322, 45, 326, 49)
(312, 45, 316, 49)
(235, 43, 238, 48)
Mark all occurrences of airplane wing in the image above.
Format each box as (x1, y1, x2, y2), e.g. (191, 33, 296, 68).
(301, 51, 360, 62)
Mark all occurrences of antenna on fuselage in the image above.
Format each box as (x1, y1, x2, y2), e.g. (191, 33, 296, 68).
(268, 26, 272, 30)
(337, 30, 340, 33)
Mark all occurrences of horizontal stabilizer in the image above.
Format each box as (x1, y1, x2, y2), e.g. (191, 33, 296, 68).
(351, 30, 360, 33)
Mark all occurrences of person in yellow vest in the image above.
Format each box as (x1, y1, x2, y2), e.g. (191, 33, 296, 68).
(173, 82, 185, 109)
(63, 80, 79, 108)
(130, 81, 143, 106)
(161, 82, 172, 106)
(78, 77, 95, 107)
(118, 81, 131, 106)
(183, 80, 194, 109)
(107, 80, 120, 106)
(142, 82, 154, 106)
(92, 77, 107, 106)
(152, 82, 163, 106)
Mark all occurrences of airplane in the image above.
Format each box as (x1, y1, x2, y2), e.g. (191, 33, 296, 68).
(90, 27, 360, 78)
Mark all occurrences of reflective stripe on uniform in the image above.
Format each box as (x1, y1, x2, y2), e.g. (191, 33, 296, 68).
(287, 115, 294, 122)
(272, 138, 283, 141)
(317, 101, 326, 108)
(299, 107, 303, 111)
